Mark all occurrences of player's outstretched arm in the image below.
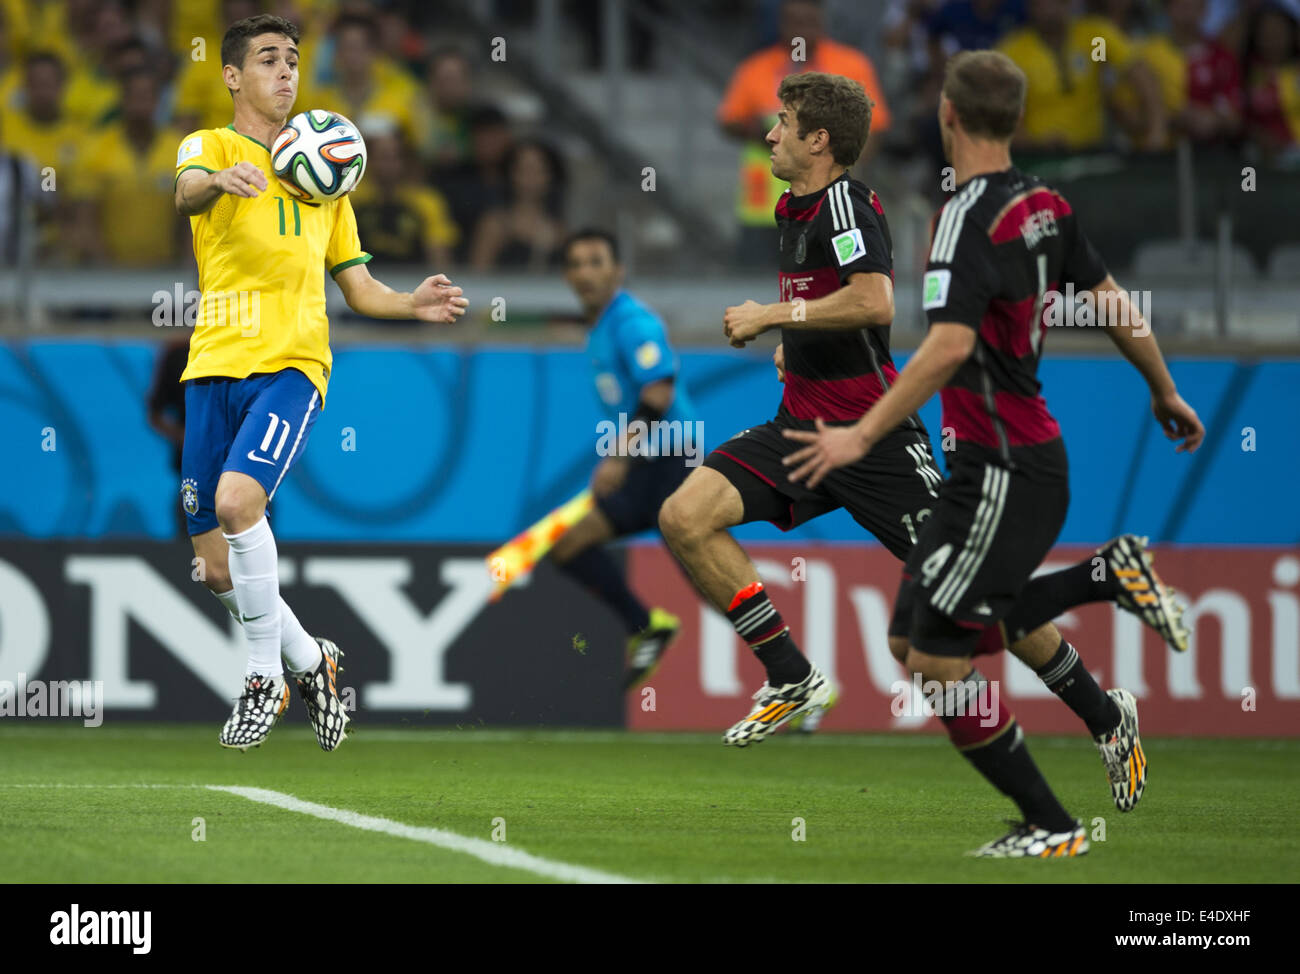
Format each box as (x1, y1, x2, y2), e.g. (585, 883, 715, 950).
(334, 264, 469, 323)
(175, 162, 267, 216)
(1091, 274, 1205, 453)
(723, 272, 892, 346)
(782, 322, 974, 487)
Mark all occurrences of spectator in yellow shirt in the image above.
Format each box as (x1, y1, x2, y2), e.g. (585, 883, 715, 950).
(351, 126, 458, 270)
(173, 0, 261, 133)
(422, 46, 475, 177)
(997, 0, 1167, 150)
(314, 13, 420, 145)
(2, 52, 79, 172)
(67, 68, 187, 265)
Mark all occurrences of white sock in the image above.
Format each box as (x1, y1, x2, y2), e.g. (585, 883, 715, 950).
(213, 588, 240, 621)
(279, 598, 323, 676)
(211, 588, 322, 677)
(223, 519, 284, 677)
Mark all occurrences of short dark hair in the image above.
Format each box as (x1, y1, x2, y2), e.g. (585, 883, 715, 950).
(776, 71, 873, 166)
(941, 50, 1026, 140)
(221, 14, 300, 73)
(563, 228, 620, 264)
(24, 51, 66, 80)
(332, 13, 379, 44)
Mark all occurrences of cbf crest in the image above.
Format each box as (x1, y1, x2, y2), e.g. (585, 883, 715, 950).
(181, 478, 199, 516)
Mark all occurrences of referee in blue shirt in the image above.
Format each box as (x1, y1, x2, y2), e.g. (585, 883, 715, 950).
(548, 229, 699, 689)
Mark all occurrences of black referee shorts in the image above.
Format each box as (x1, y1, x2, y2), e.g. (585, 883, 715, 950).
(889, 441, 1070, 657)
(701, 414, 942, 559)
(595, 452, 693, 537)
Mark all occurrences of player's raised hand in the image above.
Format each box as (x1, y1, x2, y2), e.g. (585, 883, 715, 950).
(214, 162, 267, 198)
(1152, 390, 1204, 453)
(782, 418, 872, 488)
(413, 273, 469, 323)
(724, 300, 769, 347)
(774, 342, 786, 383)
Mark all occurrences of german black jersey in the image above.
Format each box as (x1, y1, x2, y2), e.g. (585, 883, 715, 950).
(922, 167, 1107, 467)
(776, 172, 915, 429)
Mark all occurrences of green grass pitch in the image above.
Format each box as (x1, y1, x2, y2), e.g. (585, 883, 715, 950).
(2, 725, 1295, 883)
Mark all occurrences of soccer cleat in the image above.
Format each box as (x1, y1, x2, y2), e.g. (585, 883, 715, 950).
(969, 819, 1089, 858)
(624, 608, 681, 690)
(723, 664, 835, 747)
(295, 637, 350, 752)
(1099, 534, 1189, 652)
(219, 673, 290, 751)
(1096, 687, 1146, 812)
(789, 685, 839, 734)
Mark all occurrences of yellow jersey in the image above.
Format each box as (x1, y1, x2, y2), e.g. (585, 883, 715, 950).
(0, 108, 80, 170)
(998, 17, 1134, 149)
(174, 125, 370, 401)
(73, 121, 186, 265)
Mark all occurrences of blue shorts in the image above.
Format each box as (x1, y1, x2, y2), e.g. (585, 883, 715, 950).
(180, 369, 322, 536)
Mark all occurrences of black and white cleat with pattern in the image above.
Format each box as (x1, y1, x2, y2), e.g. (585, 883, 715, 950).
(219, 673, 290, 751)
(1096, 687, 1146, 812)
(296, 637, 350, 752)
(969, 819, 1089, 858)
(723, 664, 835, 747)
(1098, 534, 1189, 652)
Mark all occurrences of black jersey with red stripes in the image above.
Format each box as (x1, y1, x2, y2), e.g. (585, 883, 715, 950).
(775, 172, 918, 430)
(922, 167, 1108, 467)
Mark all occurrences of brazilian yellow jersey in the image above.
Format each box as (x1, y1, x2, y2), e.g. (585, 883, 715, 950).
(174, 124, 370, 400)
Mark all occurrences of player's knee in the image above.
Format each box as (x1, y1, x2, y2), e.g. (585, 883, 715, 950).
(658, 490, 704, 547)
(214, 478, 266, 533)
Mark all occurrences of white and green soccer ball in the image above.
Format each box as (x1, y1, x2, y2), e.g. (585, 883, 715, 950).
(272, 109, 367, 203)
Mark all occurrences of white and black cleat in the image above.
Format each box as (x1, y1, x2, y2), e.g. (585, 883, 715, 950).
(1099, 534, 1189, 652)
(1096, 688, 1146, 812)
(970, 819, 1089, 858)
(723, 664, 835, 747)
(295, 637, 350, 752)
(219, 673, 290, 751)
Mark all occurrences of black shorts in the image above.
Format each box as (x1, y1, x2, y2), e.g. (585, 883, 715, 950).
(595, 453, 692, 537)
(701, 413, 942, 559)
(889, 440, 1070, 657)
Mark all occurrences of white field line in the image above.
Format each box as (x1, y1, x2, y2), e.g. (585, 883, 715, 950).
(207, 785, 642, 885)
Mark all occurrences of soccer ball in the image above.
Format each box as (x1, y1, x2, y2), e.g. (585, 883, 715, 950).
(271, 109, 367, 203)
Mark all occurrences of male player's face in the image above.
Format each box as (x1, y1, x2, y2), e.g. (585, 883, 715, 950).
(231, 32, 298, 119)
(564, 239, 622, 317)
(767, 101, 812, 182)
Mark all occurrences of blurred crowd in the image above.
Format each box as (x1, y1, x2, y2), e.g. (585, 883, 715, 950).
(878, 0, 1299, 164)
(0, 0, 569, 270)
(0, 0, 1296, 272)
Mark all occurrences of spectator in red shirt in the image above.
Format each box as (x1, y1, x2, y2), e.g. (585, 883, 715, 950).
(1169, 0, 1244, 142)
(1242, 2, 1300, 158)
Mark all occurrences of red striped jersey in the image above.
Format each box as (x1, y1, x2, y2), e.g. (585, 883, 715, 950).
(923, 167, 1107, 465)
(776, 173, 917, 429)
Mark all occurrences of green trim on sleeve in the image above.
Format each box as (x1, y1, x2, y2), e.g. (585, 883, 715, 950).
(329, 253, 372, 277)
(174, 164, 214, 189)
